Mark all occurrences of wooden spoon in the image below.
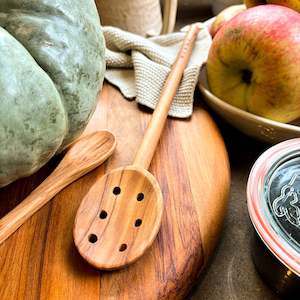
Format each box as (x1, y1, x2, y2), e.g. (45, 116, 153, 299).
(73, 24, 201, 270)
(0, 130, 116, 245)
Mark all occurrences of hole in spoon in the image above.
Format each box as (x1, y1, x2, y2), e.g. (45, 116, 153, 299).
(137, 193, 144, 201)
(99, 210, 108, 219)
(135, 219, 142, 227)
(88, 234, 98, 244)
(119, 244, 127, 252)
(113, 186, 121, 195)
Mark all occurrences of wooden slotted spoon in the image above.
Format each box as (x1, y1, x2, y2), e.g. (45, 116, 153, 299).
(73, 24, 201, 270)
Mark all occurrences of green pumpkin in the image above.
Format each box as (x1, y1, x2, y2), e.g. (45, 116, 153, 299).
(0, 0, 105, 187)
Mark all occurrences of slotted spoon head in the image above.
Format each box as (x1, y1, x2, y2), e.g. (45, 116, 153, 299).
(73, 165, 163, 270)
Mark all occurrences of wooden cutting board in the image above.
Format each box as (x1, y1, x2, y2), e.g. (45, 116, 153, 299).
(0, 83, 230, 300)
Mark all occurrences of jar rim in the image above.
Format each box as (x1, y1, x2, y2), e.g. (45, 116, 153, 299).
(247, 138, 300, 276)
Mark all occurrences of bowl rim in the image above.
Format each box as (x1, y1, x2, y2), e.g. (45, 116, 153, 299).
(198, 65, 300, 134)
(247, 138, 300, 276)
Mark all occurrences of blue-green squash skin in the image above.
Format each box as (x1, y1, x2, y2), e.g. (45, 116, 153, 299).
(0, 0, 105, 187)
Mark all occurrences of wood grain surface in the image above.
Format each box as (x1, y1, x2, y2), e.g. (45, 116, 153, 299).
(0, 83, 230, 300)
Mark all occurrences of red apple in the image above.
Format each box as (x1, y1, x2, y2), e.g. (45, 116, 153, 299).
(207, 5, 300, 123)
(210, 4, 246, 38)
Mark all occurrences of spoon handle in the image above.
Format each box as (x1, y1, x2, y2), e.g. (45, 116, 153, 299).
(133, 24, 200, 170)
(0, 169, 71, 244)
(0, 131, 116, 245)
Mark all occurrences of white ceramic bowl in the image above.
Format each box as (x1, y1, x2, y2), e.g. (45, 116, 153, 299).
(198, 65, 300, 144)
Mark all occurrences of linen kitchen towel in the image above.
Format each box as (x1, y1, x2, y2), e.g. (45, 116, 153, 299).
(103, 24, 212, 118)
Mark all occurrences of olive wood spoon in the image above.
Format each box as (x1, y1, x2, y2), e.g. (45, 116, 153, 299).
(0, 130, 116, 245)
(73, 24, 201, 270)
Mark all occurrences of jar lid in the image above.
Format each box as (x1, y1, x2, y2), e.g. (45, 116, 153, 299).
(247, 139, 300, 276)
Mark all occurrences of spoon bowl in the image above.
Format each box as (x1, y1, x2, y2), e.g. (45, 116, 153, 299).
(74, 165, 163, 270)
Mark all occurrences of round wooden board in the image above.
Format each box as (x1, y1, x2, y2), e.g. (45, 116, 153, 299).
(0, 83, 230, 300)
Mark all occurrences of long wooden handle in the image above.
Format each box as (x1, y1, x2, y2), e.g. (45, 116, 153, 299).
(133, 24, 200, 169)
